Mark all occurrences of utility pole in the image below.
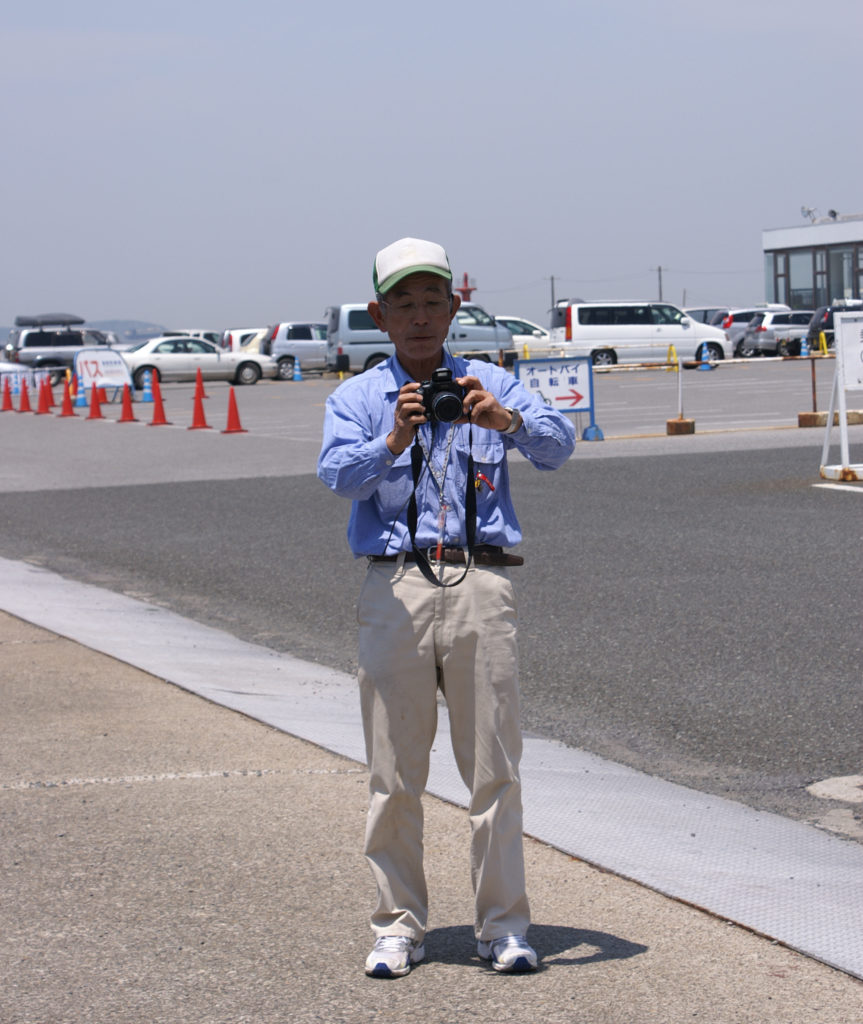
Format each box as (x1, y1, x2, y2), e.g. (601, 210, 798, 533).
(652, 266, 666, 301)
(550, 275, 556, 309)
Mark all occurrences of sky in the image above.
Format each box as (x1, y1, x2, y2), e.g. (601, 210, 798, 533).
(2, 0, 861, 330)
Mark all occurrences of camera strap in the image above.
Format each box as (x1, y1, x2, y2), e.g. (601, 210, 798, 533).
(407, 423, 475, 588)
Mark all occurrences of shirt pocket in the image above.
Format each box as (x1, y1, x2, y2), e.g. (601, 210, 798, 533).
(457, 431, 505, 468)
(454, 432, 505, 498)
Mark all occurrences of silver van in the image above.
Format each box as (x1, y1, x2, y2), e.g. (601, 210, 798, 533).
(326, 302, 514, 373)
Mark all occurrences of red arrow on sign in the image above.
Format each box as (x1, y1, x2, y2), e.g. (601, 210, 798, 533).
(555, 388, 584, 406)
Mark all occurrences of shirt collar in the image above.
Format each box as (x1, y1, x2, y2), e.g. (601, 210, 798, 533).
(387, 350, 465, 392)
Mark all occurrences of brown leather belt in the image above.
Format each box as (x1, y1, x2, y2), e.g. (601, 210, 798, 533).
(368, 545, 524, 567)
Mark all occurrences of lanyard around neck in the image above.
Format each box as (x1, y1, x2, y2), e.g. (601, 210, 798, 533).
(407, 422, 476, 588)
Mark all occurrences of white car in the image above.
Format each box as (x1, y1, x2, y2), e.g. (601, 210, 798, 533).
(121, 336, 278, 389)
(221, 327, 263, 351)
(550, 300, 730, 364)
(494, 315, 552, 352)
(162, 328, 223, 346)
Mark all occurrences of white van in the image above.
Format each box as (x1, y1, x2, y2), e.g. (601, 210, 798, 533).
(326, 301, 514, 373)
(549, 300, 730, 364)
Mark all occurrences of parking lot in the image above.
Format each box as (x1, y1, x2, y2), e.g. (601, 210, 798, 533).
(2, 356, 862, 1017)
(1, 358, 860, 838)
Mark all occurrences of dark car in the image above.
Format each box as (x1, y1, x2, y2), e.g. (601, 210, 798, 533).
(805, 301, 863, 350)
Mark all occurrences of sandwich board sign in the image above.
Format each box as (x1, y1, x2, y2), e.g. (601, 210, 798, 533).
(74, 348, 133, 398)
(515, 355, 603, 440)
(819, 312, 863, 481)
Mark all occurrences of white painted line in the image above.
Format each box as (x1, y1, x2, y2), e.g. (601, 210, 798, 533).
(813, 483, 863, 493)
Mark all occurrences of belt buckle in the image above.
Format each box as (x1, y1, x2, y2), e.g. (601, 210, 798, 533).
(425, 546, 441, 563)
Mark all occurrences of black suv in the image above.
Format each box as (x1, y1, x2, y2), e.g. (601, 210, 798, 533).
(4, 314, 116, 384)
(806, 301, 863, 349)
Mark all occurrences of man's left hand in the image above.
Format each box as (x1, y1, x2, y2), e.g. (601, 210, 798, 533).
(456, 375, 514, 433)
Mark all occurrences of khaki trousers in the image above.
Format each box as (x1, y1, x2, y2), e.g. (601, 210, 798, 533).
(357, 558, 530, 942)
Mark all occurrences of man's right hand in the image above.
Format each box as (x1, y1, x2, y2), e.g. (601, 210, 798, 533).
(387, 382, 427, 455)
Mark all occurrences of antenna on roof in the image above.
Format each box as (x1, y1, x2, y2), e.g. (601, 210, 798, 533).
(800, 205, 818, 223)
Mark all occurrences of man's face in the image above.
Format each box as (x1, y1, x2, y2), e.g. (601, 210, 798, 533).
(369, 272, 460, 372)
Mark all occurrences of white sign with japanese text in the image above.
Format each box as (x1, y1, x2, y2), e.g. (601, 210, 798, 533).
(819, 313, 863, 480)
(834, 313, 863, 391)
(514, 356, 593, 413)
(74, 348, 133, 392)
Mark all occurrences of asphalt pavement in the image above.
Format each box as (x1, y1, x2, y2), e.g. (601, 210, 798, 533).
(4, 610, 863, 1024)
(0, 376, 859, 834)
(2, 370, 863, 1021)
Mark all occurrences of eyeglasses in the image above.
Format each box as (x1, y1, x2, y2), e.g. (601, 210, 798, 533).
(380, 297, 452, 318)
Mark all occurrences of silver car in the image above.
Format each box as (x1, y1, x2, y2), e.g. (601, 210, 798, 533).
(256, 321, 328, 379)
(121, 336, 278, 389)
(709, 305, 790, 358)
(739, 311, 814, 357)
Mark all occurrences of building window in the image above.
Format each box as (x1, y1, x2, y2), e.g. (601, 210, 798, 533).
(789, 251, 814, 307)
(829, 248, 854, 301)
(815, 250, 828, 308)
(764, 253, 775, 302)
(775, 252, 788, 305)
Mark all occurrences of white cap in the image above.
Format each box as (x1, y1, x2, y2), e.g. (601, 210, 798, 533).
(373, 237, 452, 295)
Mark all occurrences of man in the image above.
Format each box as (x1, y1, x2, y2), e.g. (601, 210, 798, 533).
(317, 237, 575, 977)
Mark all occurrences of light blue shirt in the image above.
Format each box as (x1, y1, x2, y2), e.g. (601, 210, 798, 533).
(317, 352, 576, 557)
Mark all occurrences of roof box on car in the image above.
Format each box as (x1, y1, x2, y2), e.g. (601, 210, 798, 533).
(14, 313, 86, 328)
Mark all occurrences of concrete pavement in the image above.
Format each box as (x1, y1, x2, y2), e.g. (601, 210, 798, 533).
(3, 610, 862, 1024)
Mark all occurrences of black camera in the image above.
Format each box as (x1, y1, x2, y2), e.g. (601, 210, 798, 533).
(417, 368, 465, 424)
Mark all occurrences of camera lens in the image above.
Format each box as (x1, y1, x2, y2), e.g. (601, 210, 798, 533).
(430, 391, 463, 422)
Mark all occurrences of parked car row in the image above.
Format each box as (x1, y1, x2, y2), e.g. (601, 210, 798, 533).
(10, 295, 863, 387)
(324, 301, 514, 373)
(682, 301, 863, 358)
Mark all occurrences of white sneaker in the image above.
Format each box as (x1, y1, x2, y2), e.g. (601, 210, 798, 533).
(477, 934, 538, 972)
(365, 935, 425, 978)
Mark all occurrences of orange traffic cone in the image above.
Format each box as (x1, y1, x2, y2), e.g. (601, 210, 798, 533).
(1, 376, 13, 412)
(18, 380, 32, 413)
(45, 378, 57, 408)
(221, 387, 247, 434)
(35, 377, 51, 415)
(188, 385, 211, 430)
(58, 378, 77, 417)
(193, 366, 209, 400)
(118, 384, 137, 423)
(148, 373, 171, 426)
(87, 383, 104, 420)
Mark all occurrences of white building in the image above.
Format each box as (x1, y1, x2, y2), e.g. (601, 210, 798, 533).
(762, 211, 863, 309)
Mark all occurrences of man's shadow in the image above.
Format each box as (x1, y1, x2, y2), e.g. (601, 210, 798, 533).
(425, 923, 647, 969)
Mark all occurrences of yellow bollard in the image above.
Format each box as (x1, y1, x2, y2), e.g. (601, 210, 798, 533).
(522, 341, 529, 360)
(819, 331, 828, 355)
(666, 344, 679, 372)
